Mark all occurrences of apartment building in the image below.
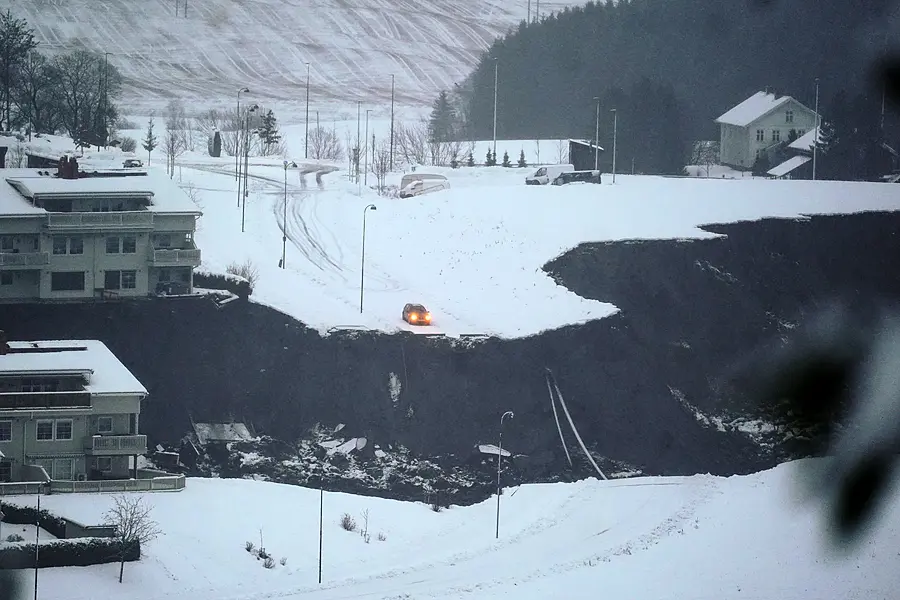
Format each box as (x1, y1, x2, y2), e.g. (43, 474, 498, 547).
(0, 334, 148, 482)
(0, 156, 202, 302)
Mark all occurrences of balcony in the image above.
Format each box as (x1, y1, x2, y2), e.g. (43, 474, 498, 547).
(85, 434, 148, 455)
(0, 391, 92, 410)
(149, 247, 201, 267)
(46, 211, 154, 231)
(0, 251, 49, 269)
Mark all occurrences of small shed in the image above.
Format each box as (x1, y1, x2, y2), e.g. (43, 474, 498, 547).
(568, 139, 604, 171)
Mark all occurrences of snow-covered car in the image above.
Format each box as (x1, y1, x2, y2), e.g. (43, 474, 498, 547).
(402, 303, 432, 326)
(123, 158, 143, 168)
(398, 174, 450, 198)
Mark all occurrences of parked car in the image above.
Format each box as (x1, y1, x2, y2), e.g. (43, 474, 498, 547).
(402, 303, 432, 325)
(399, 174, 450, 198)
(551, 170, 601, 185)
(123, 158, 143, 168)
(525, 163, 574, 185)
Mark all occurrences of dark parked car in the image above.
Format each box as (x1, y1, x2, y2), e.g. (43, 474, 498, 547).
(551, 170, 601, 185)
(402, 303, 432, 325)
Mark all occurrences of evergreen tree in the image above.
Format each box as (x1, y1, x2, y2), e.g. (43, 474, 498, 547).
(258, 109, 281, 155)
(0, 10, 37, 130)
(142, 117, 158, 166)
(428, 90, 454, 143)
(517, 149, 527, 167)
(485, 149, 496, 166)
(751, 153, 770, 176)
(466, 151, 475, 167)
(501, 150, 511, 167)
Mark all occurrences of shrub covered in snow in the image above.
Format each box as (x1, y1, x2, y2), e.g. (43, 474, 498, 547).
(194, 268, 253, 298)
(0, 502, 67, 539)
(339, 513, 357, 532)
(0, 537, 139, 568)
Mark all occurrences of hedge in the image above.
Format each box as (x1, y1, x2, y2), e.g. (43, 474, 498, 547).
(194, 270, 252, 299)
(0, 503, 67, 540)
(0, 538, 139, 569)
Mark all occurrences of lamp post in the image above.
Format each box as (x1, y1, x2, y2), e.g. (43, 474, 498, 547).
(281, 160, 293, 268)
(360, 203, 377, 313)
(390, 74, 395, 171)
(236, 87, 249, 181)
(242, 104, 259, 233)
(812, 77, 820, 181)
(496, 410, 514, 539)
(610, 108, 618, 184)
(103, 52, 111, 148)
(364, 109, 372, 186)
(593, 96, 600, 171)
(305, 63, 311, 159)
(492, 58, 499, 157)
(356, 101, 362, 192)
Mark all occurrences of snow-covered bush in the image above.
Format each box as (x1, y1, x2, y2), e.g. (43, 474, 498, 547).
(226, 260, 259, 289)
(339, 513, 357, 532)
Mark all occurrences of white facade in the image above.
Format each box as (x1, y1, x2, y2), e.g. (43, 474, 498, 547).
(0, 168, 201, 302)
(716, 92, 818, 169)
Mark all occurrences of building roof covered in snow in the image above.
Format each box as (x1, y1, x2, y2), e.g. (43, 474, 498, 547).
(767, 155, 812, 178)
(193, 422, 253, 445)
(716, 91, 802, 128)
(787, 126, 821, 152)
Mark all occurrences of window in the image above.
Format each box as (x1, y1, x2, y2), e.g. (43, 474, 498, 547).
(0, 236, 12, 251)
(97, 416, 113, 433)
(52, 237, 67, 255)
(54, 458, 73, 481)
(121, 270, 137, 289)
(55, 419, 73, 441)
(106, 237, 120, 254)
(0, 462, 10, 482)
(0, 421, 10, 442)
(32, 459, 52, 477)
(122, 236, 136, 254)
(69, 237, 84, 255)
(154, 234, 171, 249)
(21, 379, 56, 392)
(772, 129, 781, 142)
(158, 268, 171, 282)
(36, 420, 54, 441)
(0, 272, 11, 286)
(756, 129, 764, 142)
(97, 457, 112, 472)
(786, 110, 794, 123)
(104, 270, 121, 290)
(50, 271, 85, 291)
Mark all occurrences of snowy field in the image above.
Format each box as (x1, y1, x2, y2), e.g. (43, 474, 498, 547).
(1, 0, 585, 116)
(119, 120, 900, 339)
(6, 460, 898, 600)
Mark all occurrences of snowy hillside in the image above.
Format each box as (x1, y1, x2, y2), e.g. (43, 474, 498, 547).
(14, 460, 900, 600)
(163, 132, 900, 339)
(3, 0, 583, 115)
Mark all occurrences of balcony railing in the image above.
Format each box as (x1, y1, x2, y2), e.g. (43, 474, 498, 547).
(0, 251, 49, 267)
(0, 391, 92, 410)
(46, 211, 154, 230)
(86, 434, 148, 455)
(150, 247, 201, 266)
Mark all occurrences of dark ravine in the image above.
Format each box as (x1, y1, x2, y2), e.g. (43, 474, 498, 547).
(4, 211, 900, 501)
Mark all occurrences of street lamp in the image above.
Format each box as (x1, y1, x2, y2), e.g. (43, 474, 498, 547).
(592, 96, 600, 171)
(364, 109, 372, 186)
(241, 104, 259, 233)
(359, 203, 377, 313)
(305, 63, 311, 159)
(236, 87, 249, 181)
(610, 108, 618, 184)
(103, 52, 111, 148)
(282, 160, 297, 268)
(812, 77, 820, 181)
(390, 74, 395, 172)
(496, 410, 514, 539)
(356, 101, 362, 191)
(492, 58, 499, 157)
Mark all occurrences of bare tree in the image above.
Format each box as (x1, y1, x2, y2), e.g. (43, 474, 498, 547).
(396, 119, 428, 166)
(555, 139, 569, 164)
(165, 99, 188, 150)
(690, 141, 720, 177)
(370, 139, 391, 192)
(12, 50, 58, 134)
(53, 50, 123, 145)
(6, 141, 24, 167)
(309, 125, 343, 161)
(163, 128, 185, 178)
(344, 128, 359, 179)
(104, 495, 161, 584)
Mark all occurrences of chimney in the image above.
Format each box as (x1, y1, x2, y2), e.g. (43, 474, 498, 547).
(0, 330, 8, 355)
(57, 155, 67, 178)
(70, 156, 79, 179)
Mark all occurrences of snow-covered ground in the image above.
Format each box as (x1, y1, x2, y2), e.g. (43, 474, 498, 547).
(8, 459, 899, 600)
(2, 0, 585, 116)
(155, 129, 900, 339)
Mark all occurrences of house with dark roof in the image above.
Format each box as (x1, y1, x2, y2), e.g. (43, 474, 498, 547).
(715, 91, 818, 170)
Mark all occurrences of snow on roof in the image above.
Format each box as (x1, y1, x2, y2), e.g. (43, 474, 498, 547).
(0, 168, 201, 216)
(0, 340, 147, 396)
(24, 133, 79, 158)
(788, 126, 821, 152)
(193, 422, 253, 445)
(716, 91, 794, 127)
(478, 444, 511, 457)
(569, 139, 605, 151)
(767, 155, 812, 178)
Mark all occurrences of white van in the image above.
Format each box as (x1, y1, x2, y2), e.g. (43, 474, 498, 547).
(525, 163, 575, 185)
(398, 173, 451, 198)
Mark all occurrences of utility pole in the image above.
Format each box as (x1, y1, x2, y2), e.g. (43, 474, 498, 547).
(390, 74, 395, 172)
(812, 77, 820, 181)
(318, 483, 323, 584)
(528, 0, 531, 23)
(33, 490, 41, 600)
(364, 109, 371, 186)
(235, 87, 249, 182)
(492, 59, 499, 157)
(356, 101, 361, 192)
(103, 52, 110, 148)
(593, 96, 600, 171)
(305, 62, 311, 159)
(496, 411, 514, 539)
(610, 108, 617, 184)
